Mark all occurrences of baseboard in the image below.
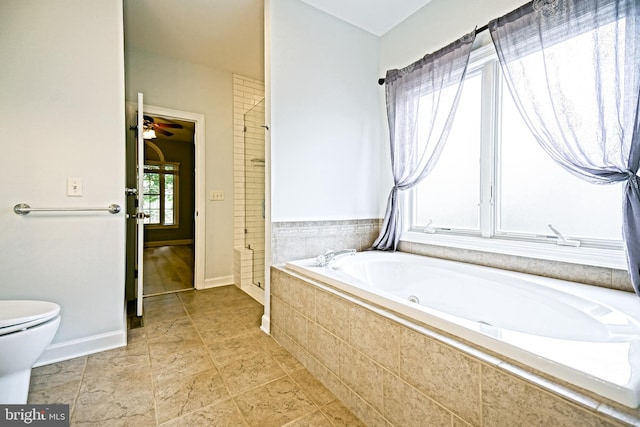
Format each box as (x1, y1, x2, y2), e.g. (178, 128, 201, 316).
(260, 314, 270, 335)
(34, 328, 127, 367)
(242, 284, 265, 305)
(144, 239, 194, 248)
(200, 275, 235, 289)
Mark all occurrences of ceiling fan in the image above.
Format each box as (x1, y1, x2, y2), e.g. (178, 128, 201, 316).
(143, 115, 183, 139)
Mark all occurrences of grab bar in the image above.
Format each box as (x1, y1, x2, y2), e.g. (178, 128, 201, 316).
(13, 203, 121, 215)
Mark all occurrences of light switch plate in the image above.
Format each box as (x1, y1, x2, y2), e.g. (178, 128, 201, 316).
(67, 178, 83, 197)
(210, 191, 224, 201)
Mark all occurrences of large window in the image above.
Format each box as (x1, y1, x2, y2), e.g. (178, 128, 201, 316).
(410, 45, 624, 257)
(143, 162, 179, 227)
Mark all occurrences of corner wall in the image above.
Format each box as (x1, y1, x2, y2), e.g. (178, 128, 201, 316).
(0, 0, 127, 361)
(269, 0, 384, 223)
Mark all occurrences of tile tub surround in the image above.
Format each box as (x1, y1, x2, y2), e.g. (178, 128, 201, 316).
(271, 219, 382, 265)
(27, 286, 364, 426)
(399, 240, 635, 293)
(270, 266, 640, 427)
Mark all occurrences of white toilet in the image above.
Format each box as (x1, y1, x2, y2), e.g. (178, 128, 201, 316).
(0, 300, 61, 404)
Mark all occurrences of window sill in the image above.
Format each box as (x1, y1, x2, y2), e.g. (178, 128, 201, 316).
(401, 231, 627, 271)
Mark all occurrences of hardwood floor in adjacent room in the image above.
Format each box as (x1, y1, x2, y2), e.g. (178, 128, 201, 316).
(143, 245, 194, 296)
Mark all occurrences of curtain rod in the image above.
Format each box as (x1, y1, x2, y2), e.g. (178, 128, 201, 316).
(377, 24, 489, 85)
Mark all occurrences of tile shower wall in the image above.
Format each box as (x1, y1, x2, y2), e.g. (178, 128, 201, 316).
(271, 219, 383, 265)
(233, 74, 264, 288)
(399, 241, 635, 293)
(270, 267, 640, 427)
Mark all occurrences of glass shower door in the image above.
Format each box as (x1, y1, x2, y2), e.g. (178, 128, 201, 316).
(243, 99, 265, 288)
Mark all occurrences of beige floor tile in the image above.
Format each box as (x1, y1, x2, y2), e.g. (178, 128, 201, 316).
(289, 369, 335, 407)
(217, 350, 287, 395)
(284, 410, 334, 427)
(73, 365, 155, 425)
(80, 363, 154, 399)
(320, 400, 368, 427)
(72, 396, 156, 427)
(85, 340, 149, 370)
(28, 378, 81, 410)
(29, 357, 87, 393)
(206, 334, 266, 364)
(234, 377, 317, 427)
(144, 292, 182, 310)
(150, 344, 215, 384)
(145, 317, 199, 343)
(194, 316, 252, 343)
(159, 398, 249, 427)
(154, 367, 230, 424)
(144, 304, 188, 324)
(26, 285, 362, 427)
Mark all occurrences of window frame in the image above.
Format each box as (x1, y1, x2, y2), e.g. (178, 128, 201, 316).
(143, 160, 180, 229)
(404, 42, 626, 270)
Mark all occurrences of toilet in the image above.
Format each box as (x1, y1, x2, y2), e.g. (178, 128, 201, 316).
(0, 300, 61, 404)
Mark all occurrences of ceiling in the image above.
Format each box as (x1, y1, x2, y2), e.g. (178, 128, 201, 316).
(300, 0, 432, 36)
(123, 0, 265, 79)
(123, 0, 432, 79)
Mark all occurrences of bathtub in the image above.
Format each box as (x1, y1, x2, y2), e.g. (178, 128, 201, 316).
(285, 251, 640, 409)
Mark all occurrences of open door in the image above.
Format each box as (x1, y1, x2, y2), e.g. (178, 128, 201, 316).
(135, 93, 145, 316)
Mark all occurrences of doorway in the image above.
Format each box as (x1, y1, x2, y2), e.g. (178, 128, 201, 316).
(125, 103, 206, 308)
(142, 115, 195, 296)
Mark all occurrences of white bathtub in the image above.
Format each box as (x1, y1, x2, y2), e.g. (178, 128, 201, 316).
(285, 251, 640, 408)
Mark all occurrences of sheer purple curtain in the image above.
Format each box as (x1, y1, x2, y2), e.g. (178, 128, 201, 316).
(372, 31, 476, 251)
(489, 0, 640, 295)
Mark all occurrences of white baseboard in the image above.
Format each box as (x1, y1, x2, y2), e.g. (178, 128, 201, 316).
(200, 275, 234, 289)
(260, 314, 270, 335)
(34, 328, 127, 367)
(242, 284, 265, 305)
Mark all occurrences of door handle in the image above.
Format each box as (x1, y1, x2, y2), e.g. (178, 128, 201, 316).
(125, 188, 138, 196)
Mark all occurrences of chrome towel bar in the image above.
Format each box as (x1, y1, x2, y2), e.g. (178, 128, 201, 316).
(13, 203, 121, 215)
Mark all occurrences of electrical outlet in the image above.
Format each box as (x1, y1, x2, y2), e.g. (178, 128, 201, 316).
(67, 178, 83, 197)
(210, 191, 225, 201)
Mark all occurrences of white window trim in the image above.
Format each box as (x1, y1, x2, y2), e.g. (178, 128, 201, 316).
(404, 40, 627, 272)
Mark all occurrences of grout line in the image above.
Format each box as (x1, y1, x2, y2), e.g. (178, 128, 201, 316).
(69, 355, 89, 425)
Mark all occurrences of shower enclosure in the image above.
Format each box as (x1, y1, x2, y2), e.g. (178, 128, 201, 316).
(243, 99, 265, 288)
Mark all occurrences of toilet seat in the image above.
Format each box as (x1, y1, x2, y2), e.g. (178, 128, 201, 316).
(0, 301, 60, 337)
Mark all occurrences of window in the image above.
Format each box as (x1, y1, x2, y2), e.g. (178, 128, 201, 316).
(409, 44, 624, 265)
(143, 162, 179, 227)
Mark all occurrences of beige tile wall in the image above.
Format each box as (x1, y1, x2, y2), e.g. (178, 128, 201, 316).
(271, 219, 382, 265)
(270, 266, 640, 427)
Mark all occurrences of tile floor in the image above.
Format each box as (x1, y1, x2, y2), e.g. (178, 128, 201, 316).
(27, 286, 364, 426)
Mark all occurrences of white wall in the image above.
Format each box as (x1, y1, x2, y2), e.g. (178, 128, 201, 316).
(125, 49, 235, 284)
(379, 0, 524, 72)
(269, 0, 384, 222)
(0, 0, 127, 361)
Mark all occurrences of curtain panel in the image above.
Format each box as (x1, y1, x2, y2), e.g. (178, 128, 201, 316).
(372, 31, 476, 251)
(489, 0, 640, 295)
